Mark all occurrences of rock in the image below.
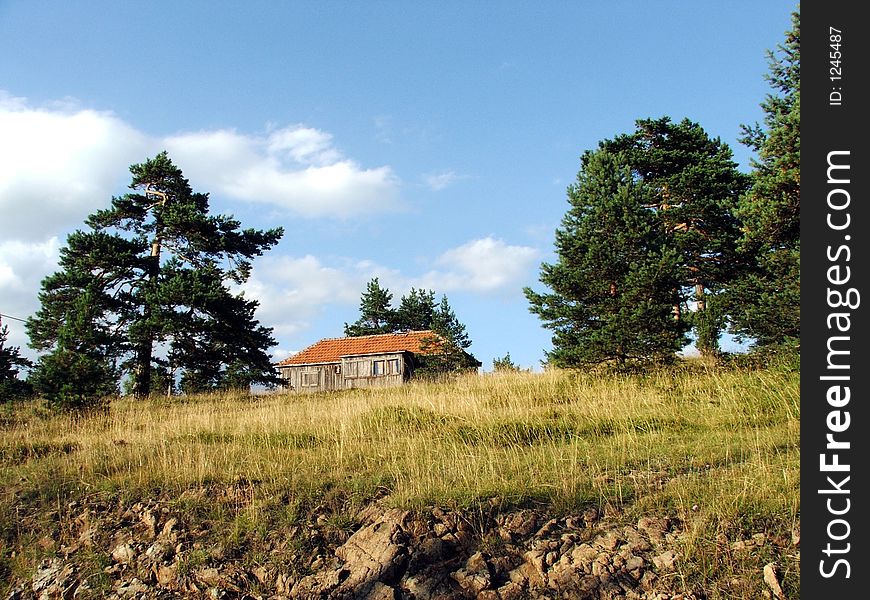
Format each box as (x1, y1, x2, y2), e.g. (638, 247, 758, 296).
(275, 572, 292, 595)
(522, 549, 547, 581)
(364, 581, 399, 599)
(501, 510, 540, 538)
(156, 564, 177, 586)
(497, 581, 527, 600)
(31, 559, 75, 600)
(591, 555, 611, 578)
(763, 562, 786, 600)
(140, 508, 158, 539)
(335, 510, 409, 579)
(583, 507, 601, 526)
(110, 543, 136, 565)
(570, 544, 599, 571)
(160, 516, 179, 541)
(624, 554, 645, 573)
(593, 530, 621, 551)
(535, 518, 560, 538)
(196, 567, 224, 587)
(251, 565, 270, 585)
(451, 551, 492, 594)
(9, 488, 744, 600)
(637, 517, 670, 545)
(509, 561, 544, 588)
(294, 509, 410, 598)
(623, 527, 652, 553)
(652, 550, 679, 572)
(114, 577, 150, 599)
(639, 570, 658, 591)
(408, 537, 454, 574)
(144, 541, 170, 564)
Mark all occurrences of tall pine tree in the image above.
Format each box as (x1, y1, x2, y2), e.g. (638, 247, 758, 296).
(725, 9, 800, 349)
(27, 152, 283, 406)
(599, 118, 749, 356)
(525, 150, 688, 367)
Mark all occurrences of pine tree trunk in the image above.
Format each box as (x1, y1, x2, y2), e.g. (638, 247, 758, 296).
(133, 187, 167, 398)
(133, 202, 164, 397)
(133, 250, 159, 398)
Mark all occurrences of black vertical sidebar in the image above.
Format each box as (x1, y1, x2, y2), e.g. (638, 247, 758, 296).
(802, 2, 868, 597)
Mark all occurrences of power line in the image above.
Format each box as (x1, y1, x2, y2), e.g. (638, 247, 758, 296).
(0, 313, 27, 323)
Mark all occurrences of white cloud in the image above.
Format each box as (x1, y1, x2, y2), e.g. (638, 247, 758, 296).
(164, 126, 401, 217)
(0, 237, 62, 354)
(421, 237, 541, 294)
(240, 254, 369, 339)
(237, 237, 540, 349)
(0, 95, 150, 241)
(0, 93, 402, 240)
(0, 93, 540, 365)
(0, 93, 405, 359)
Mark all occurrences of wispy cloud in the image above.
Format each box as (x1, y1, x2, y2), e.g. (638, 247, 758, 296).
(238, 236, 540, 356)
(0, 237, 61, 349)
(423, 170, 468, 191)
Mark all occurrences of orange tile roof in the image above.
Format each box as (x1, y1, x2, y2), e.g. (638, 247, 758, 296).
(276, 330, 443, 366)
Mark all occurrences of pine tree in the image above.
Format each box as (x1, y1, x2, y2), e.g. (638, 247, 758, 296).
(0, 319, 32, 402)
(344, 282, 478, 374)
(28, 286, 119, 409)
(492, 353, 520, 372)
(725, 9, 800, 349)
(27, 152, 283, 406)
(419, 294, 479, 373)
(395, 288, 437, 332)
(431, 295, 471, 350)
(599, 117, 749, 356)
(344, 277, 397, 336)
(525, 150, 689, 367)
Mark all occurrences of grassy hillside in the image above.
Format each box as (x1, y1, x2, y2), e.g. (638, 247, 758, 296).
(0, 362, 799, 596)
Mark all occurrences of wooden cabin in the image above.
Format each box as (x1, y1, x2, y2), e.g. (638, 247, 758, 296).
(275, 330, 444, 392)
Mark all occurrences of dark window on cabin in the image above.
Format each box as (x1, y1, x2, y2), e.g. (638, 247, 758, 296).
(372, 360, 385, 376)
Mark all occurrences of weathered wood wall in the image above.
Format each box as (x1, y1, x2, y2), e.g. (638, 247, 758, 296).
(278, 352, 411, 392)
(341, 352, 406, 389)
(278, 363, 342, 392)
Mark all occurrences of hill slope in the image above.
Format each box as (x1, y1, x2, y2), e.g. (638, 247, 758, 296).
(1, 365, 799, 598)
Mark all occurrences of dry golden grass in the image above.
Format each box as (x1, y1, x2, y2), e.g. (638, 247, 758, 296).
(0, 363, 800, 596)
(2, 365, 798, 521)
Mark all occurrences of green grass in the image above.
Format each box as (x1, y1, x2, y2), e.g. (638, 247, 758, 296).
(0, 362, 800, 597)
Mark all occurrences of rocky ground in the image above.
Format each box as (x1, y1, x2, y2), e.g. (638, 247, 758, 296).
(5, 488, 797, 599)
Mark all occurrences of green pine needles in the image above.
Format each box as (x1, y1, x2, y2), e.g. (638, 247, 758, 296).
(525, 151, 690, 368)
(345, 279, 480, 375)
(527, 10, 800, 368)
(26, 152, 284, 408)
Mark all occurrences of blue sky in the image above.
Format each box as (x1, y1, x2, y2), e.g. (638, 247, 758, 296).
(0, 1, 797, 371)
